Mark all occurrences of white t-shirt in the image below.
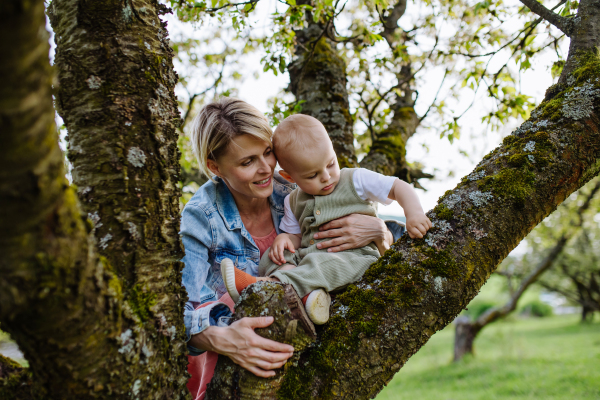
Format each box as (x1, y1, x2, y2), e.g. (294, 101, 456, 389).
(279, 168, 397, 234)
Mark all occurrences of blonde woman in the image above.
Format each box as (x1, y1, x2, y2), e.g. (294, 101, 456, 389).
(181, 98, 400, 399)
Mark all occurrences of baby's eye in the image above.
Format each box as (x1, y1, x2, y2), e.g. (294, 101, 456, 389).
(307, 173, 318, 179)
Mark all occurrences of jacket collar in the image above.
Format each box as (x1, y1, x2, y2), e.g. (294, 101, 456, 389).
(214, 171, 295, 231)
(215, 178, 243, 231)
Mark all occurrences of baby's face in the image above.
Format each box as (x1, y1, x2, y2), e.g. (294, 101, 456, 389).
(284, 140, 340, 196)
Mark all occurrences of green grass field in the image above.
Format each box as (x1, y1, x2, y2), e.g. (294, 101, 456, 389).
(376, 314, 600, 400)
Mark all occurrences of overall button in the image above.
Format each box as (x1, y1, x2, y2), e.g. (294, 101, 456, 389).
(309, 239, 315, 245)
(315, 210, 321, 215)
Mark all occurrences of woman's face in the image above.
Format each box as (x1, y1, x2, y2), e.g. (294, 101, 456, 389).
(208, 134, 276, 200)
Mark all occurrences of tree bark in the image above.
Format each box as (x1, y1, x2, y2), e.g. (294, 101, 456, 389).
(359, 3, 429, 184)
(288, 5, 357, 167)
(1, 0, 189, 398)
(453, 179, 600, 361)
(211, 0, 600, 396)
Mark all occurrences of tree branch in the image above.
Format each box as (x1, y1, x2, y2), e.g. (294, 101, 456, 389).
(518, 0, 574, 36)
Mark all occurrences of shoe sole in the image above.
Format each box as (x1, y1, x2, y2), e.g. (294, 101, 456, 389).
(305, 289, 331, 325)
(220, 258, 240, 303)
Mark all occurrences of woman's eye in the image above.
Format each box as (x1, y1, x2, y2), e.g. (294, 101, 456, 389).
(242, 159, 253, 166)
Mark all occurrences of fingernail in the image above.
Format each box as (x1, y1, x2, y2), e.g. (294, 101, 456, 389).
(327, 249, 332, 252)
(313, 233, 318, 238)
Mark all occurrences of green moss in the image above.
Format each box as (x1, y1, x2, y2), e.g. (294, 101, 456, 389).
(128, 283, 156, 323)
(507, 154, 528, 168)
(480, 168, 535, 205)
(433, 204, 454, 220)
(419, 246, 460, 279)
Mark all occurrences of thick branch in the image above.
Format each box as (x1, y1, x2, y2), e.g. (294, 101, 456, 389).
(212, 20, 600, 395)
(519, 0, 574, 36)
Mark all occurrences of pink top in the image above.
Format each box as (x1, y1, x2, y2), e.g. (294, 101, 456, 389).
(186, 229, 278, 400)
(252, 228, 277, 259)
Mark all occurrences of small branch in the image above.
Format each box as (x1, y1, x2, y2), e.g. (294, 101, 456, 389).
(518, 0, 573, 36)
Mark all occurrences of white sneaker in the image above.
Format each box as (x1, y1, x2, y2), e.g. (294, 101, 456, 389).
(304, 289, 331, 325)
(220, 258, 240, 302)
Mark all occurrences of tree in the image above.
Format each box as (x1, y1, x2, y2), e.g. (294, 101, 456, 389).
(1, 1, 600, 400)
(540, 227, 600, 321)
(453, 178, 600, 361)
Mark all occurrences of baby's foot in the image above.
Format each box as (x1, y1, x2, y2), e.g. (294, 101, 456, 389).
(302, 289, 331, 325)
(221, 258, 257, 302)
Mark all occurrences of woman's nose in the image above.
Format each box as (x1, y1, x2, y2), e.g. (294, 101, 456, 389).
(257, 156, 270, 173)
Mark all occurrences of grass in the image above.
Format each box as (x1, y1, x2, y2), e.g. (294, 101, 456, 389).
(376, 314, 600, 400)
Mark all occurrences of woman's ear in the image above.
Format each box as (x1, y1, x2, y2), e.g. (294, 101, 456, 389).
(207, 159, 221, 177)
(279, 170, 295, 183)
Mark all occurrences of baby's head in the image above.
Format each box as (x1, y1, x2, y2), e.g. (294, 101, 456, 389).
(274, 114, 340, 196)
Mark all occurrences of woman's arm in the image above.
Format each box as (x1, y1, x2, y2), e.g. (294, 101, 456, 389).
(313, 214, 393, 253)
(189, 316, 294, 378)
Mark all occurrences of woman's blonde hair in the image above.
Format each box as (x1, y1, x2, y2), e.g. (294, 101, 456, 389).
(191, 97, 273, 180)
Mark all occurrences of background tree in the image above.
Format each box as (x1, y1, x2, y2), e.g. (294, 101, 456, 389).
(2, 0, 600, 400)
(539, 224, 600, 321)
(454, 177, 600, 361)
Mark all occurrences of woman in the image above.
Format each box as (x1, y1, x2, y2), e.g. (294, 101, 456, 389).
(181, 98, 399, 399)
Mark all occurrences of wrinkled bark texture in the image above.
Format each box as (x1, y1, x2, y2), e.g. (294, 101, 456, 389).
(288, 7, 356, 167)
(210, 1, 600, 397)
(48, 0, 189, 398)
(453, 179, 600, 361)
(1, 0, 189, 398)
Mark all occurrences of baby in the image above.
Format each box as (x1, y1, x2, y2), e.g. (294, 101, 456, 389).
(221, 114, 431, 324)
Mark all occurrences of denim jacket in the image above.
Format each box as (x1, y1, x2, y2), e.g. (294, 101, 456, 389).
(180, 172, 406, 355)
(180, 172, 294, 355)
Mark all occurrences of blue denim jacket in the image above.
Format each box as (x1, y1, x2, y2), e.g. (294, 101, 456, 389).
(180, 172, 294, 355)
(180, 172, 406, 355)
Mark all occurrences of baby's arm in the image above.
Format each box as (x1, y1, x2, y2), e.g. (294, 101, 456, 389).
(388, 179, 432, 239)
(269, 233, 302, 266)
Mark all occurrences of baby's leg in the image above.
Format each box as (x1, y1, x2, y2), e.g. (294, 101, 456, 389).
(271, 251, 377, 298)
(258, 246, 299, 277)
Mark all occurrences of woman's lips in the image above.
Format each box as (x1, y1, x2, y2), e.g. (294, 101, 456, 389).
(253, 176, 272, 187)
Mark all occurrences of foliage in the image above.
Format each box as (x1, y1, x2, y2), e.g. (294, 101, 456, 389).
(166, 0, 575, 170)
(520, 299, 553, 317)
(463, 299, 498, 319)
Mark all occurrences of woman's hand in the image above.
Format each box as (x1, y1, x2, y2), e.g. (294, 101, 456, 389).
(314, 214, 392, 253)
(189, 316, 294, 378)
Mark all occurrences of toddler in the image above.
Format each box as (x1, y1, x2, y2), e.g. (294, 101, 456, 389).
(221, 114, 431, 324)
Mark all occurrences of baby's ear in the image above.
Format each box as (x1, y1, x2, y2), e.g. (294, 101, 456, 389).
(279, 170, 295, 183)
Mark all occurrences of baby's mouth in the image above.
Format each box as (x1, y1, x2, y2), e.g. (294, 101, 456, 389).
(322, 183, 334, 191)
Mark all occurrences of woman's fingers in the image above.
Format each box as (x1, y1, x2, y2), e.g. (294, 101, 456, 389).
(252, 334, 295, 354)
(243, 365, 276, 378)
(313, 228, 343, 240)
(316, 236, 346, 249)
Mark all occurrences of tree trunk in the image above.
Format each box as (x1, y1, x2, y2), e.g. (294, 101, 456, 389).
(453, 317, 478, 361)
(288, 8, 356, 167)
(210, 0, 600, 396)
(1, 0, 189, 398)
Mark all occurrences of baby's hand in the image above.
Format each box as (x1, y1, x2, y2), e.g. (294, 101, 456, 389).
(406, 213, 432, 239)
(269, 234, 296, 265)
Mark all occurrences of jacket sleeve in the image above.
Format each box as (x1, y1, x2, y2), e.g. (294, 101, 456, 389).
(181, 204, 232, 355)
